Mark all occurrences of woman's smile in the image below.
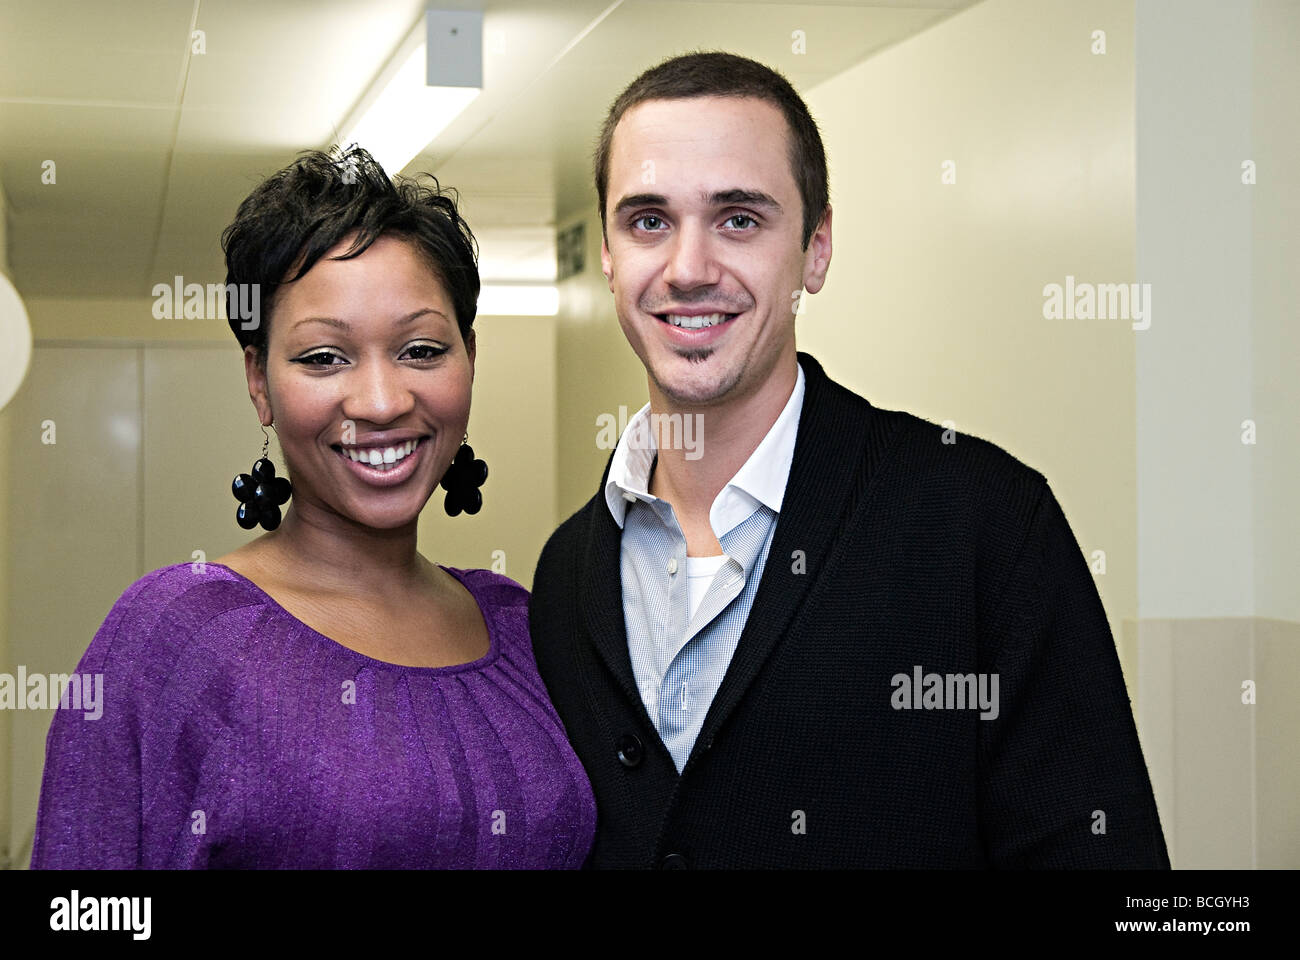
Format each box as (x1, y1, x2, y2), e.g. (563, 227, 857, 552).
(331, 435, 430, 487)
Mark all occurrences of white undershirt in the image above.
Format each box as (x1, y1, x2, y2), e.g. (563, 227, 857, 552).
(685, 554, 730, 621)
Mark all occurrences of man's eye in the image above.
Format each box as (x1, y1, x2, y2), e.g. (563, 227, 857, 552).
(294, 351, 344, 366)
(726, 214, 756, 229)
(632, 214, 664, 231)
(404, 344, 447, 361)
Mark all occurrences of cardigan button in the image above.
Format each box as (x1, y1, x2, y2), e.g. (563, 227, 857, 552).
(660, 853, 689, 869)
(616, 733, 644, 768)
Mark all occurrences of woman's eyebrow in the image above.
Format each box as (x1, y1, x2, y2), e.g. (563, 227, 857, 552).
(294, 308, 448, 331)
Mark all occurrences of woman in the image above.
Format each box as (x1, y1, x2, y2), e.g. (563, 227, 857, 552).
(30, 147, 596, 868)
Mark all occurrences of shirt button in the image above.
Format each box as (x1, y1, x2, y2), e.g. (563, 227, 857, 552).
(616, 734, 644, 768)
(660, 853, 689, 869)
(667, 557, 678, 575)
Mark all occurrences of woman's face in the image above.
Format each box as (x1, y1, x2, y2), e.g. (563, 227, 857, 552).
(246, 232, 475, 533)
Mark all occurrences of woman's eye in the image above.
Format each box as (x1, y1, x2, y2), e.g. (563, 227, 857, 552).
(632, 214, 663, 231)
(295, 351, 344, 366)
(404, 344, 447, 361)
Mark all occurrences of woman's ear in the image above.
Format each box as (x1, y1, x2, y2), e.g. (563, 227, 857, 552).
(244, 345, 273, 425)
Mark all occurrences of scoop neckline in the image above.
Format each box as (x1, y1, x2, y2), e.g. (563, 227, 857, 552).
(206, 562, 502, 675)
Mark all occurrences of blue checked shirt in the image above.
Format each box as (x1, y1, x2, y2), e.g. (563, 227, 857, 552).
(603, 362, 806, 772)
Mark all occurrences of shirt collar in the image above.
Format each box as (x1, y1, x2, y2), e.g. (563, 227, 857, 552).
(604, 360, 806, 534)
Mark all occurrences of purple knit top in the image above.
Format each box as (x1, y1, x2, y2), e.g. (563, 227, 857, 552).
(30, 563, 596, 869)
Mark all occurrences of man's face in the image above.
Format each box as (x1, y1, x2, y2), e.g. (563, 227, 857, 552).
(601, 95, 831, 408)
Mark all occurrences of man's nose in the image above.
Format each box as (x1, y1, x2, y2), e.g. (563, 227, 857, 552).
(343, 357, 415, 425)
(661, 221, 720, 291)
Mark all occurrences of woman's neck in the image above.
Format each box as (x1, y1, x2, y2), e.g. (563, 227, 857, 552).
(255, 500, 428, 596)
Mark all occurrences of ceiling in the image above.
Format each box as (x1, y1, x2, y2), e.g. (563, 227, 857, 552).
(0, 0, 979, 298)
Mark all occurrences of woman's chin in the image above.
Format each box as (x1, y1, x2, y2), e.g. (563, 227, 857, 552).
(288, 494, 433, 533)
(344, 500, 431, 531)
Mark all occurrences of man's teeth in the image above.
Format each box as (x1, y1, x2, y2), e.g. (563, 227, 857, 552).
(341, 438, 419, 470)
(663, 313, 730, 329)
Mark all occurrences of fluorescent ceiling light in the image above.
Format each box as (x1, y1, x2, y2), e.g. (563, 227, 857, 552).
(478, 285, 559, 317)
(338, 11, 481, 176)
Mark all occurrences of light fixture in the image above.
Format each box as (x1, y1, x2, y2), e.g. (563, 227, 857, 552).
(477, 284, 559, 317)
(338, 9, 482, 177)
(0, 271, 32, 412)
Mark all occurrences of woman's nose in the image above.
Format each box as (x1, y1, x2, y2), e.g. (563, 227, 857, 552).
(342, 357, 415, 425)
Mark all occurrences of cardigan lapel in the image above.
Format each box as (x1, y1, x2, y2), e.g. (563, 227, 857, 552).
(682, 352, 898, 774)
(579, 454, 648, 714)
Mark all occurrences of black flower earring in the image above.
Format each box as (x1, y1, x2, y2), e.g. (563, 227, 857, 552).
(440, 435, 488, 517)
(232, 424, 292, 531)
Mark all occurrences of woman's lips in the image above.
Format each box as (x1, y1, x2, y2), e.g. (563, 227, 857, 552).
(332, 437, 426, 487)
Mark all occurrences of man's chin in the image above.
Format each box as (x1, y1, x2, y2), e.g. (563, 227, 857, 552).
(650, 357, 741, 407)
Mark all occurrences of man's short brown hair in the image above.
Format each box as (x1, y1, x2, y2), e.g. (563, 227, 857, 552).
(594, 51, 829, 250)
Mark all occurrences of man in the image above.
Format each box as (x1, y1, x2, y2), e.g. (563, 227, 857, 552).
(530, 51, 1169, 869)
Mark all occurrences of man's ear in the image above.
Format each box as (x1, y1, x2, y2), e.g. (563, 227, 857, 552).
(802, 204, 833, 295)
(244, 346, 273, 426)
(600, 235, 614, 291)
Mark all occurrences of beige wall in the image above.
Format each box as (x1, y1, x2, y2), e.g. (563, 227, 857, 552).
(1134, 0, 1300, 869)
(417, 314, 557, 588)
(554, 209, 648, 522)
(1250, 0, 1300, 626)
(801, 0, 1138, 675)
(1249, 0, 1300, 869)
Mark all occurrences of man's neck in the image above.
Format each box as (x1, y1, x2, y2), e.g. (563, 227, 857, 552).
(646, 355, 799, 556)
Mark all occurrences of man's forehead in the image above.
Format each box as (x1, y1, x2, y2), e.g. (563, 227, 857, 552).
(608, 97, 795, 191)
(612, 96, 787, 149)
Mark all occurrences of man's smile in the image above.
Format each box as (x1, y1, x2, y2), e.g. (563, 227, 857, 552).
(655, 311, 738, 329)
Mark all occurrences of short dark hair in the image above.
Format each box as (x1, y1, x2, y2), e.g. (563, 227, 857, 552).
(594, 51, 829, 250)
(221, 145, 479, 360)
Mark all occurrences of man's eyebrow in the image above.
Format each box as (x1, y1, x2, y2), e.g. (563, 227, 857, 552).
(611, 189, 784, 219)
(294, 308, 448, 331)
(708, 189, 782, 212)
(611, 193, 668, 218)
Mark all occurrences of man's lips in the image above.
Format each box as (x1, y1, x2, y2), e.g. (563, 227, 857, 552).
(652, 309, 741, 345)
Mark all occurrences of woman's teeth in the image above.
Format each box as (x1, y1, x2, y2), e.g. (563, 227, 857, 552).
(341, 438, 419, 471)
(663, 313, 730, 329)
